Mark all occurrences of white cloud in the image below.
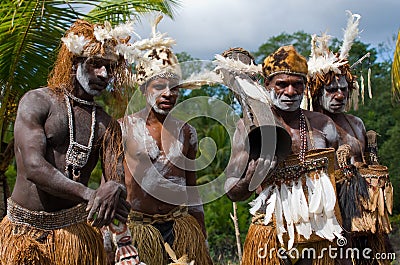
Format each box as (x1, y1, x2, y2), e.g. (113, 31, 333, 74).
(132, 0, 399, 60)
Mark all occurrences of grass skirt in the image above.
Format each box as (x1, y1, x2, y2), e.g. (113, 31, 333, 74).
(0, 216, 106, 265)
(242, 223, 336, 265)
(128, 212, 212, 265)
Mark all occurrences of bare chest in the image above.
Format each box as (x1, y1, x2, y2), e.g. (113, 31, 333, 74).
(44, 104, 106, 150)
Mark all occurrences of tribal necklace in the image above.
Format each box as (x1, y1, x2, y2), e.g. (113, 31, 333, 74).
(298, 110, 308, 163)
(64, 93, 97, 181)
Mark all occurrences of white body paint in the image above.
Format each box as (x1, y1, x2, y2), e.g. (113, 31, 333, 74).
(269, 89, 303, 112)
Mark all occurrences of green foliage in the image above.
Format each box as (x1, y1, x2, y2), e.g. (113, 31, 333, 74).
(5, 163, 16, 191)
(253, 31, 312, 63)
(204, 195, 252, 264)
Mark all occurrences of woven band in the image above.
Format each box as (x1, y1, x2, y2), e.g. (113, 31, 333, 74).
(268, 157, 329, 184)
(7, 198, 88, 230)
(128, 206, 188, 225)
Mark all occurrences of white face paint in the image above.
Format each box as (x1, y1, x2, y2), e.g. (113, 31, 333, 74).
(147, 90, 170, 115)
(76, 59, 111, 96)
(269, 89, 304, 112)
(76, 62, 104, 96)
(145, 78, 179, 115)
(320, 75, 348, 114)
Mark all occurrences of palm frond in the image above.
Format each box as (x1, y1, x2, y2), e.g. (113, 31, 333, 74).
(86, 0, 181, 24)
(392, 29, 400, 102)
(0, 0, 181, 143)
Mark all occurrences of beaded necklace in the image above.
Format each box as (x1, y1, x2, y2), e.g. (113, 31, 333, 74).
(298, 110, 308, 163)
(64, 93, 97, 181)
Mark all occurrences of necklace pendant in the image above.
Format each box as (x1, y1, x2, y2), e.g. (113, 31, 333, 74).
(72, 168, 81, 182)
(66, 143, 91, 168)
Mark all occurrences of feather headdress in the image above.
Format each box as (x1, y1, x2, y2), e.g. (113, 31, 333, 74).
(61, 20, 140, 63)
(339, 11, 361, 60)
(306, 10, 362, 111)
(133, 14, 181, 86)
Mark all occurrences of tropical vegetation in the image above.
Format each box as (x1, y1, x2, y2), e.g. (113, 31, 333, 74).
(1, 2, 399, 264)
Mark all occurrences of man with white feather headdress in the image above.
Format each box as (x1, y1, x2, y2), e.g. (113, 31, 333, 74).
(223, 44, 350, 265)
(119, 15, 211, 265)
(307, 11, 394, 265)
(0, 19, 145, 265)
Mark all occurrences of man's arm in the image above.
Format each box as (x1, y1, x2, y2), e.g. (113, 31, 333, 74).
(225, 120, 276, 201)
(14, 90, 95, 203)
(89, 118, 130, 227)
(224, 120, 255, 201)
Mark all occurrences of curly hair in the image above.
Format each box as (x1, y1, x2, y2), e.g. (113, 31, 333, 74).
(309, 61, 356, 111)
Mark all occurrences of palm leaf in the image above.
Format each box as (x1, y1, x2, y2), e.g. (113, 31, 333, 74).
(392, 29, 400, 102)
(0, 0, 180, 146)
(86, 0, 181, 24)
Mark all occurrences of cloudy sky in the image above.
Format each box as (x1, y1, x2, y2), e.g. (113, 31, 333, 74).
(132, 0, 399, 61)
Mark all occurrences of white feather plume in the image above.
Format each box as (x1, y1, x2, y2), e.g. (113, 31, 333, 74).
(263, 188, 277, 225)
(290, 181, 301, 223)
(319, 171, 336, 213)
(368, 68, 372, 98)
(308, 33, 347, 79)
(274, 186, 286, 245)
(214, 54, 262, 75)
(180, 70, 223, 89)
(360, 74, 365, 104)
(133, 14, 176, 50)
(307, 176, 323, 214)
(61, 33, 89, 55)
(281, 183, 295, 249)
(235, 77, 270, 103)
(296, 180, 309, 222)
(249, 186, 272, 215)
(281, 183, 293, 223)
(295, 221, 312, 240)
(339, 10, 361, 60)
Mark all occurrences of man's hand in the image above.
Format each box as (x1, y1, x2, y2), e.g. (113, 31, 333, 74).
(247, 155, 278, 191)
(87, 180, 130, 227)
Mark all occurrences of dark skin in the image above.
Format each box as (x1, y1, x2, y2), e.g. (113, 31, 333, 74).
(225, 73, 339, 201)
(122, 77, 207, 237)
(317, 75, 367, 164)
(11, 56, 130, 227)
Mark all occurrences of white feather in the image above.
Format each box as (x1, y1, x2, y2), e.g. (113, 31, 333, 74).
(295, 221, 312, 240)
(281, 183, 293, 223)
(368, 68, 372, 99)
(310, 213, 330, 239)
(281, 183, 295, 250)
(180, 70, 223, 90)
(287, 221, 295, 250)
(360, 75, 365, 105)
(297, 180, 309, 222)
(263, 189, 277, 225)
(319, 214, 336, 241)
(307, 176, 323, 214)
(291, 181, 301, 223)
(326, 210, 343, 240)
(339, 10, 361, 60)
(319, 171, 336, 213)
(274, 187, 286, 245)
(214, 54, 262, 75)
(249, 186, 272, 215)
(235, 77, 269, 103)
